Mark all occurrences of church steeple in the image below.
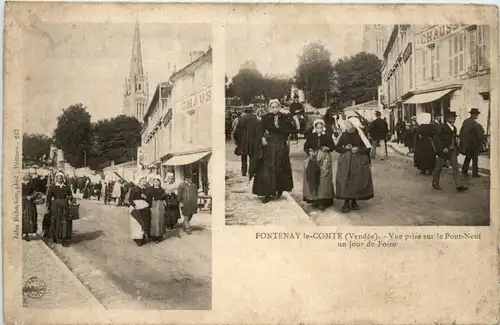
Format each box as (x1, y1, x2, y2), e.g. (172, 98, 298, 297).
(123, 20, 149, 121)
(129, 21, 144, 79)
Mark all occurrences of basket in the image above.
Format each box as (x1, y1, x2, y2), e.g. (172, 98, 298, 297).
(68, 203, 80, 220)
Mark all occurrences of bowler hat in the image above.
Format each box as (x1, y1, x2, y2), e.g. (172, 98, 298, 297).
(445, 111, 457, 118)
(469, 108, 480, 115)
(243, 106, 254, 113)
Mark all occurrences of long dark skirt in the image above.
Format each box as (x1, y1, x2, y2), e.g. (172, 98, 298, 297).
(252, 134, 293, 197)
(150, 199, 166, 237)
(335, 152, 374, 200)
(404, 132, 414, 150)
(50, 199, 72, 240)
(22, 196, 38, 234)
(165, 200, 180, 229)
(414, 136, 436, 172)
(303, 150, 334, 204)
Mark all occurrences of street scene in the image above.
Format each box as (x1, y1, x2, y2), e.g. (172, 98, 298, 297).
(225, 24, 491, 226)
(22, 20, 212, 309)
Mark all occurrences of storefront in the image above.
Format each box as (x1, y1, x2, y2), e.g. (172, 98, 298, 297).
(163, 48, 212, 196)
(402, 24, 490, 130)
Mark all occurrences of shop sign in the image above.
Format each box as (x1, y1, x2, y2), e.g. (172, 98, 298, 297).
(415, 25, 462, 48)
(180, 88, 212, 113)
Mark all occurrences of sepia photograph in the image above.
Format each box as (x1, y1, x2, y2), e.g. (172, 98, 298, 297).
(20, 18, 212, 310)
(225, 24, 491, 227)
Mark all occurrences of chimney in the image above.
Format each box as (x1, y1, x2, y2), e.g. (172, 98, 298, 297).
(189, 50, 204, 62)
(351, 100, 356, 106)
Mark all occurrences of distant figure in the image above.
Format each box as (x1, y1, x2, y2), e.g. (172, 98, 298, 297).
(459, 108, 485, 178)
(369, 111, 389, 159)
(46, 172, 74, 247)
(413, 113, 436, 174)
(431, 111, 468, 193)
(395, 119, 405, 144)
(112, 180, 122, 205)
(22, 174, 38, 241)
(178, 174, 199, 235)
(164, 173, 180, 230)
(233, 106, 261, 176)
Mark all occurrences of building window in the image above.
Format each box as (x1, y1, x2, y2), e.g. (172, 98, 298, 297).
(477, 25, 489, 69)
(421, 48, 427, 82)
(449, 32, 465, 77)
(430, 44, 440, 80)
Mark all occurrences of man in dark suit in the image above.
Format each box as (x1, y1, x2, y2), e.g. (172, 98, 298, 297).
(431, 111, 468, 192)
(369, 111, 389, 160)
(233, 106, 261, 176)
(459, 108, 485, 178)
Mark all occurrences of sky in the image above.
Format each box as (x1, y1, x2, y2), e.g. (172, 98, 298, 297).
(226, 24, 365, 79)
(22, 21, 211, 135)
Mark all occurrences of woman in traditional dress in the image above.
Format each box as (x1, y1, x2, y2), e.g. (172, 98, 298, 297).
(22, 174, 38, 241)
(303, 119, 336, 210)
(147, 176, 167, 243)
(335, 117, 374, 213)
(251, 99, 295, 203)
(164, 173, 180, 230)
(413, 112, 437, 175)
(128, 176, 151, 247)
(46, 172, 74, 247)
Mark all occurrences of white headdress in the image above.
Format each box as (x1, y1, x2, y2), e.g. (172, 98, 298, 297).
(416, 112, 431, 125)
(268, 99, 280, 108)
(347, 117, 372, 149)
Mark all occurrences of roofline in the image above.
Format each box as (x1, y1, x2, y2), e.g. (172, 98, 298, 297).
(143, 81, 172, 122)
(383, 25, 399, 59)
(169, 47, 212, 81)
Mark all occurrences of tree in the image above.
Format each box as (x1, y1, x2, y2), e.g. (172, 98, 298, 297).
(229, 61, 264, 104)
(22, 133, 52, 165)
(89, 115, 142, 170)
(295, 43, 334, 108)
(332, 52, 382, 108)
(225, 75, 235, 98)
(53, 103, 93, 168)
(262, 75, 293, 101)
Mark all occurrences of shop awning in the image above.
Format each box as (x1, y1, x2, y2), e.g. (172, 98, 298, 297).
(403, 89, 455, 104)
(162, 151, 211, 166)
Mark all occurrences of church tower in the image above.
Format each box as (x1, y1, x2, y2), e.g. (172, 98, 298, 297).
(123, 21, 149, 121)
(362, 24, 389, 60)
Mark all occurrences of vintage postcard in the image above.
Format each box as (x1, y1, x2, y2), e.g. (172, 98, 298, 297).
(3, 2, 500, 325)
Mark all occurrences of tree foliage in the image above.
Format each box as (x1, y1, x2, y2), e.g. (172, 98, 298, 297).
(332, 51, 382, 108)
(295, 43, 334, 108)
(22, 133, 52, 165)
(53, 103, 93, 168)
(89, 115, 142, 170)
(262, 76, 293, 101)
(229, 61, 264, 104)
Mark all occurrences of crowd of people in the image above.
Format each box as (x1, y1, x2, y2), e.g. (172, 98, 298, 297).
(230, 98, 486, 214)
(22, 170, 201, 248)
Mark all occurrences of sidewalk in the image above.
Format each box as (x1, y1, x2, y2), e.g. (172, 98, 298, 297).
(225, 161, 314, 226)
(387, 141, 490, 175)
(23, 239, 105, 309)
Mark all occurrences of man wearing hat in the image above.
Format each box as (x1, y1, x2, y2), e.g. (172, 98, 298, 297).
(289, 95, 305, 141)
(459, 108, 485, 178)
(432, 111, 468, 192)
(369, 111, 389, 159)
(232, 105, 261, 177)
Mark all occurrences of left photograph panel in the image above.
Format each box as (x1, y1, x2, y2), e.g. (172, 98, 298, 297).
(21, 20, 212, 309)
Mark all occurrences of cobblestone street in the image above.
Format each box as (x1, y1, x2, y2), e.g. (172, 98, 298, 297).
(226, 140, 490, 226)
(23, 200, 212, 310)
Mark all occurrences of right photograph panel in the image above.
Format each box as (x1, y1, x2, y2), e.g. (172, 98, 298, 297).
(225, 24, 491, 227)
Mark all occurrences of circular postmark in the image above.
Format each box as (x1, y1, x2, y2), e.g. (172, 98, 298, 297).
(23, 277, 46, 299)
